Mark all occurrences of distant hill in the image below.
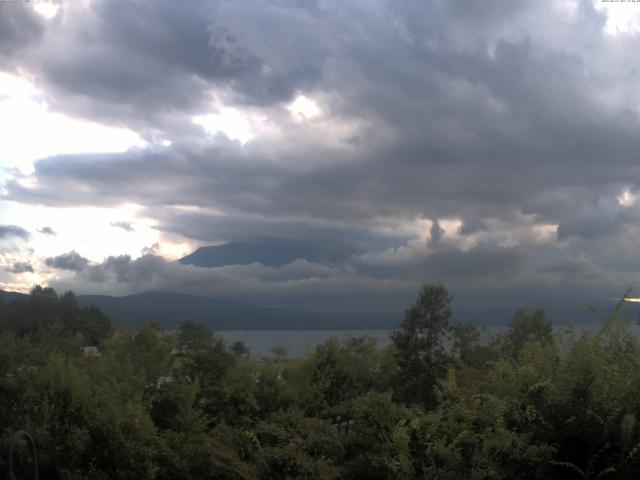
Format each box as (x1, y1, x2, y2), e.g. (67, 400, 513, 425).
(1, 289, 397, 330)
(0, 290, 27, 304)
(2, 288, 625, 331)
(74, 295, 627, 331)
(179, 238, 352, 268)
(77, 291, 397, 331)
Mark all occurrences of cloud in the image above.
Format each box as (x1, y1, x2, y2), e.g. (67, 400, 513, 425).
(421, 242, 525, 282)
(556, 190, 638, 241)
(4, 0, 640, 310)
(0, 225, 30, 240)
(535, 255, 604, 282)
(49, 253, 407, 298)
(45, 251, 90, 271)
(352, 237, 526, 285)
(110, 221, 135, 232)
(13, 0, 333, 135)
(10, 22, 640, 234)
(0, 4, 44, 66)
(6, 261, 34, 274)
(459, 218, 487, 236)
(38, 226, 55, 235)
(429, 219, 445, 246)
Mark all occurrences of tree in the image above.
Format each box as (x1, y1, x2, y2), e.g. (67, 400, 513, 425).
(340, 391, 413, 480)
(231, 340, 250, 356)
(298, 336, 384, 417)
(254, 409, 343, 480)
(0, 287, 111, 347)
(179, 324, 236, 421)
(178, 320, 215, 352)
(19, 353, 160, 479)
(391, 284, 452, 408)
(271, 345, 289, 361)
(502, 308, 552, 358)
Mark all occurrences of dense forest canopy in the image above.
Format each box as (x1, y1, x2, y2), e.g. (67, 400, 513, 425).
(1, 285, 640, 479)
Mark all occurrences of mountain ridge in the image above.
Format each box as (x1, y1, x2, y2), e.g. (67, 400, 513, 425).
(178, 238, 352, 268)
(2, 289, 626, 331)
(0, 289, 398, 331)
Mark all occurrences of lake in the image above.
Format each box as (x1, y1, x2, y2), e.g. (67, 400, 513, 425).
(219, 320, 640, 357)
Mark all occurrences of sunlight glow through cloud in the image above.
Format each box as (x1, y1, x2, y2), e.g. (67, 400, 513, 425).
(0, 73, 146, 174)
(1, 203, 156, 262)
(192, 107, 263, 144)
(595, 0, 640, 34)
(33, 2, 60, 19)
(287, 95, 321, 120)
(617, 187, 636, 207)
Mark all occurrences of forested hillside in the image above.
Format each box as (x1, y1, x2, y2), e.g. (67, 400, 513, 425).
(0, 290, 398, 331)
(1, 285, 640, 479)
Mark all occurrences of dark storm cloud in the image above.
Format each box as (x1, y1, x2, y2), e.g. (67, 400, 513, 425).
(11, 19, 640, 228)
(421, 243, 525, 281)
(45, 251, 90, 271)
(557, 214, 624, 241)
(153, 206, 410, 256)
(0, 3, 44, 66)
(6, 0, 640, 303)
(6, 261, 34, 274)
(352, 240, 526, 285)
(536, 256, 603, 282)
(429, 220, 445, 246)
(555, 190, 640, 241)
(0, 225, 30, 240)
(17, 0, 334, 133)
(5, 1, 244, 133)
(459, 219, 487, 236)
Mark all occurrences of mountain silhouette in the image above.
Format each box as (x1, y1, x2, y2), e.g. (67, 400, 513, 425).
(0, 290, 396, 331)
(179, 238, 352, 268)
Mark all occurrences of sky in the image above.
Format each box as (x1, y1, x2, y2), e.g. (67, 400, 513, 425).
(2, 0, 640, 315)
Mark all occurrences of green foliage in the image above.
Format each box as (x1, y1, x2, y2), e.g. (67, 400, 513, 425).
(158, 424, 256, 480)
(409, 368, 555, 479)
(20, 353, 159, 479)
(298, 336, 388, 416)
(500, 308, 553, 358)
(5, 284, 640, 479)
(391, 284, 453, 407)
(340, 391, 414, 479)
(254, 409, 343, 479)
(178, 320, 215, 351)
(0, 287, 111, 346)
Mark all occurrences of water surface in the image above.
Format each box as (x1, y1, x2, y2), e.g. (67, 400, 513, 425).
(219, 320, 640, 357)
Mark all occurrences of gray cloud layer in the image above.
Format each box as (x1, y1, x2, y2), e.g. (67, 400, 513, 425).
(45, 251, 90, 272)
(0, 225, 30, 240)
(6, 261, 34, 274)
(110, 221, 135, 232)
(38, 226, 55, 236)
(0, 3, 44, 67)
(3, 0, 640, 309)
